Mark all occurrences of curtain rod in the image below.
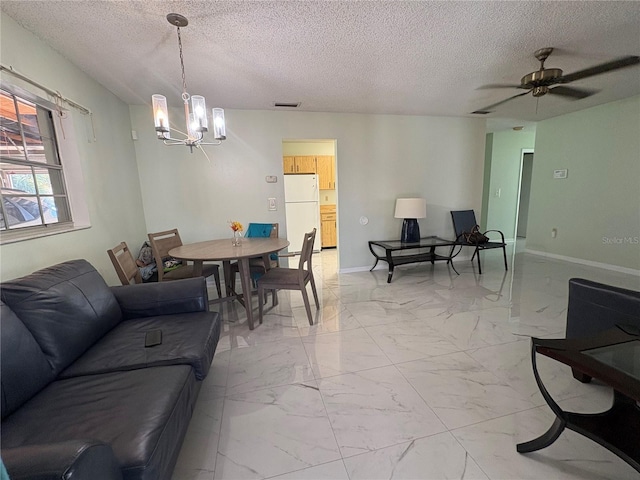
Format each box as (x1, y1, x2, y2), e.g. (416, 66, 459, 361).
(1, 64, 93, 116)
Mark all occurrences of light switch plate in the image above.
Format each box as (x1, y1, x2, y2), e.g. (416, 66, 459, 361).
(553, 169, 568, 179)
(265, 175, 278, 183)
(268, 198, 277, 211)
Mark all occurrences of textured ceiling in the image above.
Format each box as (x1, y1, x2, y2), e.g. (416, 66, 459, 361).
(2, 1, 639, 123)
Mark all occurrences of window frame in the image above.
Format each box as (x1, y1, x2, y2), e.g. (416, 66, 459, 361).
(0, 82, 90, 244)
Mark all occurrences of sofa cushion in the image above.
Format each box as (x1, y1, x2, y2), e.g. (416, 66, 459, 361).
(0, 260, 122, 375)
(60, 311, 221, 381)
(1, 366, 198, 480)
(0, 302, 55, 420)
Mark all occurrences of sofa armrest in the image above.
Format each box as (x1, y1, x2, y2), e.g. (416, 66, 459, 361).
(111, 277, 209, 320)
(2, 440, 122, 480)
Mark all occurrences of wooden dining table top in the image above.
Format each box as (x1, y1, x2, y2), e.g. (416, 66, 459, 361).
(168, 237, 290, 262)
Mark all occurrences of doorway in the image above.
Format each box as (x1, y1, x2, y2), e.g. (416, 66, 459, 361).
(281, 139, 338, 256)
(514, 149, 534, 250)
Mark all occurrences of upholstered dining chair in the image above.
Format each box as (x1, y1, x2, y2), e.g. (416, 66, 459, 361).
(148, 228, 222, 297)
(449, 210, 508, 274)
(107, 241, 143, 285)
(257, 229, 319, 326)
(229, 223, 279, 287)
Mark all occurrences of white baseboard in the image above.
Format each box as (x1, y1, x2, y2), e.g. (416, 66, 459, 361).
(525, 249, 640, 276)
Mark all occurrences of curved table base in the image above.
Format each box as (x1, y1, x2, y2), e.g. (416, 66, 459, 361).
(517, 338, 640, 472)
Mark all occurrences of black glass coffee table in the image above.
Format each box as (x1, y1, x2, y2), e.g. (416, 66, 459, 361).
(368, 236, 459, 282)
(517, 326, 640, 472)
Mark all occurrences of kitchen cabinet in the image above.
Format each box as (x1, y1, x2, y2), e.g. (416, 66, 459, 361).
(283, 156, 316, 174)
(316, 155, 335, 189)
(320, 204, 337, 248)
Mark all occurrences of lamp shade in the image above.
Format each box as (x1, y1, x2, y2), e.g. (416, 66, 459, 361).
(394, 198, 426, 219)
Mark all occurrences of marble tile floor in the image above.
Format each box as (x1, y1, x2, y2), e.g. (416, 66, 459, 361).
(172, 246, 640, 480)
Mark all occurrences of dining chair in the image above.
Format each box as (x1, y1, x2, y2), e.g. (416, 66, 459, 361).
(257, 229, 319, 326)
(449, 210, 508, 274)
(107, 241, 143, 285)
(229, 223, 279, 288)
(147, 228, 222, 297)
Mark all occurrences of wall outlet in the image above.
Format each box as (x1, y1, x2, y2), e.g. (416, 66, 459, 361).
(495, 188, 501, 198)
(268, 198, 277, 211)
(551, 228, 557, 238)
(265, 175, 277, 183)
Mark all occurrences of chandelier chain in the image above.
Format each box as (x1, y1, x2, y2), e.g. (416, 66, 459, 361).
(176, 26, 189, 99)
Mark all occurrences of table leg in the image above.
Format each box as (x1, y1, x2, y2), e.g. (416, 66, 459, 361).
(517, 416, 566, 453)
(237, 258, 255, 330)
(222, 260, 233, 297)
(192, 260, 203, 277)
(386, 249, 395, 283)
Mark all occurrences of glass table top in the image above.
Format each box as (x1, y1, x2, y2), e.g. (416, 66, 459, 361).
(370, 236, 455, 249)
(582, 340, 640, 382)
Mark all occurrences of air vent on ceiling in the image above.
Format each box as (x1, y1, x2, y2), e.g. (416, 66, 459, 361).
(274, 102, 301, 108)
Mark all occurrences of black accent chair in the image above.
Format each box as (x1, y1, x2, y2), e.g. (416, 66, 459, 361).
(449, 210, 508, 274)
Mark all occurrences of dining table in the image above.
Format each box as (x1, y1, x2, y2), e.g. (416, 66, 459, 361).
(168, 237, 289, 330)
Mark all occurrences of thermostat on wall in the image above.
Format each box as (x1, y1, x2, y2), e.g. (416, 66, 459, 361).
(553, 169, 568, 179)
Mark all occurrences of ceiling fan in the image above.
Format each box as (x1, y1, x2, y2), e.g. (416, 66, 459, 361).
(471, 47, 640, 114)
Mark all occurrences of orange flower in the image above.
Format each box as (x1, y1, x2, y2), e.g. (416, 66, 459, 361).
(229, 221, 243, 232)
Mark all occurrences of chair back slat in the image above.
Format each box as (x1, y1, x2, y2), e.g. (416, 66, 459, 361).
(245, 223, 279, 238)
(451, 210, 478, 238)
(107, 242, 142, 285)
(148, 229, 184, 281)
(298, 229, 316, 276)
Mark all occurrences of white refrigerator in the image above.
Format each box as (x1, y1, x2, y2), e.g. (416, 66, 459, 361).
(284, 174, 320, 253)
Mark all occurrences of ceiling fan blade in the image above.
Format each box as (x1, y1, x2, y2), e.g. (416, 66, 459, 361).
(548, 86, 597, 99)
(476, 84, 524, 90)
(471, 90, 531, 114)
(559, 56, 640, 83)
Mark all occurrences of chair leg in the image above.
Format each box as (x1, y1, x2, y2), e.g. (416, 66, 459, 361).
(309, 274, 319, 309)
(476, 248, 482, 274)
(502, 246, 508, 271)
(258, 284, 264, 324)
(272, 289, 278, 307)
(213, 267, 222, 298)
(300, 287, 314, 326)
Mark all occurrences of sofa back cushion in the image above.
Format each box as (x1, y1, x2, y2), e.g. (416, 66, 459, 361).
(0, 260, 123, 375)
(1, 302, 55, 419)
(566, 278, 640, 339)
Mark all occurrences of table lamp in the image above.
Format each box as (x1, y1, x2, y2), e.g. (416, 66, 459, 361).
(394, 198, 426, 243)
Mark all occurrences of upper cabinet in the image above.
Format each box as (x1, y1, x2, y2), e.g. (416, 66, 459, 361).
(283, 156, 317, 174)
(283, 155, 335, 190)
(316, 155, 335, 190)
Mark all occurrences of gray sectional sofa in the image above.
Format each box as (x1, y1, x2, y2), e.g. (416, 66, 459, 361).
(1, 259, 221, 480)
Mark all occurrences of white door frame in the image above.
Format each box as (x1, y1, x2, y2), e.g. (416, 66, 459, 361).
(513, 148, 534, 240)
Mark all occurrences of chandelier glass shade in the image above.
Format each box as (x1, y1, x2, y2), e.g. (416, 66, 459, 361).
(152, 13, 226, 153)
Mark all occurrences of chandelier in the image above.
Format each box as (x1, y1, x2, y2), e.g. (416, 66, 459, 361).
(152, 13, 226, 153)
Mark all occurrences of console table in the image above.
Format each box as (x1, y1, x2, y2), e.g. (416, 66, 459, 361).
(517, 326, 640, 472)
(368, 236, 459, 282)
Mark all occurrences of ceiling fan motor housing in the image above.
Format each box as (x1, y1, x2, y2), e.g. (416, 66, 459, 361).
(520, 68, 563, 88)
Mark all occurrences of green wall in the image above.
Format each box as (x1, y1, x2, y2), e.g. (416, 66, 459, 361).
(485, 130, 536, 240)
(0, 13, 148, 283)
(527, 96, 640, 271)
(129, 106, 487, 270)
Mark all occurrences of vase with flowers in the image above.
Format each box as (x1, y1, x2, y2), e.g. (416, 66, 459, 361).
(229, 221, 244, 246)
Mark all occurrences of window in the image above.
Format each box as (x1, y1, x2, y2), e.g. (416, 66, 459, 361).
(0, 89, 72, 232)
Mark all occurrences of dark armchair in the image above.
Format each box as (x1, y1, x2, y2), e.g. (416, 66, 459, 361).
(449, 209, 508, 274)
